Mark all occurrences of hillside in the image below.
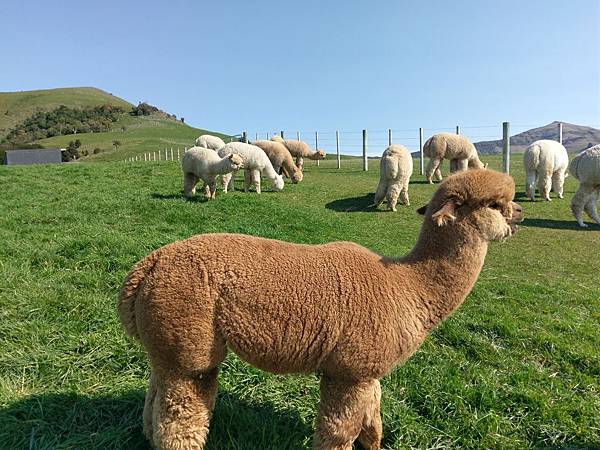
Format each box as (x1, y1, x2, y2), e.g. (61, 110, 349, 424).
(0, 87, 231, 162)
(0, 87, 132, 137)
(474, 121, 600, 154)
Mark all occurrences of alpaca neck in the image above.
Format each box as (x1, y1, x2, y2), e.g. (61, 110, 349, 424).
(261, 160, 278, 181)
(399, 222, 488, 330)
(214, 159, 233, 175)
(306, 151, 320, 160)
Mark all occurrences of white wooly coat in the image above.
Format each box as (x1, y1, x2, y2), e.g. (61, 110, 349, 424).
(569, 145, 600, 227)
(181, 147, 243, 199)
(423, 133, 485, 183)
(373, 145, 413, 211)
(523, 140, 569, 201)
(195, 135, 226, 151)
(218, 142, 284, 194)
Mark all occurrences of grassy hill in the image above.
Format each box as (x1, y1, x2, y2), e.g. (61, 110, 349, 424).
(0, 87, 132, 137)
(0, 156, 598, 449)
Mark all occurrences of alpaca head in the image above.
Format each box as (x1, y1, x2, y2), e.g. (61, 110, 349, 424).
(271, 174, 285, 191)
(226, 153, 243, 170)
(271, 135, 285, 143)
(315, 149, 326, 160)
(290, 167, 303, 183)
(417, 169, 523, 241)
(468, 155, 486, 169)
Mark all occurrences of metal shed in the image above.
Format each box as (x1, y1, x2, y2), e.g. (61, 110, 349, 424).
(4, 148, 62, 165)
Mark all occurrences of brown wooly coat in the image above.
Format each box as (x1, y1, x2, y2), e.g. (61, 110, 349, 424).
(252, 139, 303, 183)
(118, 169, 522, 450)
(423, 133, 486, 183)
(271, 135, 326, 169)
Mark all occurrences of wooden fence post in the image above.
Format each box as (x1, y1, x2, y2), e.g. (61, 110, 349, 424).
(242, 131, 248, 143)
(336, 130, 341, 169)
(502, 121, 510, 174)
(388, 129, 392, 146)
(315, 131, 320, 166)
(297, 131, 301, 141)
(456, 125, 460, 135)
(419, 127, 424, 175)
(558, 122, 563, 144)
(362, 129, 368, 172)
(280, 130, 284, 139)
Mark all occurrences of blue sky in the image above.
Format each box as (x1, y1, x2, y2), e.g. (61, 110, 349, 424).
(1, 0, 599, 139)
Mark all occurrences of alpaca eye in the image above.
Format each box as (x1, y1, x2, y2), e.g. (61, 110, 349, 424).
(490, 202, 503, 210)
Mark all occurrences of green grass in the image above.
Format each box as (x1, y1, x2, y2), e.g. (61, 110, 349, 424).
(0, 155, 598, 449)
(0, 87, 132, 137)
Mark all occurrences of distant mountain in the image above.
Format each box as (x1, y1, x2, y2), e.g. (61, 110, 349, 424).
(474, 121, 600, 154)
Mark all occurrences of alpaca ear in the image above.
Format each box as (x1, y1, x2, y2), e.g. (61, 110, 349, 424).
(417, 204, 428, 215)
(228, 154, 234, 159)
(431, 199, 459, 226)
(484, 163, 489, 169)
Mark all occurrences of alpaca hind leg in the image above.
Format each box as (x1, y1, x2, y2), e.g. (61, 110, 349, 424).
(357, 380, 382, 450)
(183, 173, 199, 198)
(373, 181, 387, 208)
(525, 169, 537, 200)
(426, 158, 441, 184)
(152, 368, 220, 450)
(400, 180, 410, 206)
(539, 171, 552, 201)
(386, 183, 402, 212)
(314, 376, 381, 450)
(552, 171, 565, 199)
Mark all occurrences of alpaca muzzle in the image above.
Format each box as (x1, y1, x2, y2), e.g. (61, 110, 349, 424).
(509, 201, 524, 233)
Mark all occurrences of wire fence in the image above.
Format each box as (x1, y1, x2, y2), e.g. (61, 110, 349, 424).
(126, 122, 565, 176)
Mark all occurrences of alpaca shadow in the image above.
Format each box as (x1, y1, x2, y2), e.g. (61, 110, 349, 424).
(521, 217, 593, 231)
(325, 193, 376, 212)
(151, 192, 208, 203)
(0, 390, 312, 450)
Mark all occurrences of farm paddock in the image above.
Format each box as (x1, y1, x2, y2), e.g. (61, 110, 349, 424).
(0, 156, 598, 449)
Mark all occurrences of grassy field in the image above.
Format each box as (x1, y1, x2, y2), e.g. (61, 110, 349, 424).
(0, 155, 598, 449)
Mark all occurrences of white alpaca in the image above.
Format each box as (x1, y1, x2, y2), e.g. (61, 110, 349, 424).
(181, 147, 243, 199)
(569, 145, 600, 227)
(195, 135, 226, 151)
(373, 145, 413, 211)
(218, 142, 284, 194)
(523, 140, 569, 201)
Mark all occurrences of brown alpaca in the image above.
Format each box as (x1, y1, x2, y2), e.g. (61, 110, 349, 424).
(423, 133, 486, 184)
(271, 135, 326, 170)
(252, 139, 304, 183)
(118, 169, 523, 450)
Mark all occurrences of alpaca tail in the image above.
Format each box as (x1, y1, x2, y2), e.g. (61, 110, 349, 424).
(117, 250, 161, 340)
(422, 137, 433, 158)
(524, 144, 540, 171)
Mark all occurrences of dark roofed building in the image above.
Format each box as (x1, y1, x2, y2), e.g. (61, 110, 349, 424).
(4, 148, 62, 165)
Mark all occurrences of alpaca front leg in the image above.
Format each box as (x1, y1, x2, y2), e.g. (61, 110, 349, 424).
(221, 172, 233, 193)
(252, 169, 261, 194)
(357, 380, 382, 450)
(571, 185, 589, 227)
(152, 368, 219, 450)
(373, 181, 387, 208)
(314, 376, 381, 450)
(454, 158, 468, 172)
(243, 170, 252, 192)
(183, 173, 199, 198)
(296, 155, 304, 171)
(143, 371, 158, 442)
(206, 175, 217, 199)
(584, 189, 600, 225)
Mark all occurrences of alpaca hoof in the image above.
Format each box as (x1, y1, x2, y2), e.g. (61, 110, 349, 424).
(579, 222, 588, 228)
(391, 207, 397, 212)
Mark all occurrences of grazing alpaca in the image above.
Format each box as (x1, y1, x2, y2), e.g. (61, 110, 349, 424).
(181, 147, 243, 199)
(423, 133, 486, 183)
(569, 145, 600, 227)
(373, 144, 413, 211)
(523, 140, 569, 201)
(271, 135, 326, 170)
(195, 134, 226, 151)
(217, 142, 284, 193)
(118, 169, 523, 450)
(252, 139, 303, 183)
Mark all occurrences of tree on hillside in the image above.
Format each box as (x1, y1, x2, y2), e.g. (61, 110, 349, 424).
(113, 140, 122, 151)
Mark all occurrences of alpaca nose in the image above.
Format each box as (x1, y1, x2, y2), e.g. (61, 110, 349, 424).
(511, 202, 524, 222)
